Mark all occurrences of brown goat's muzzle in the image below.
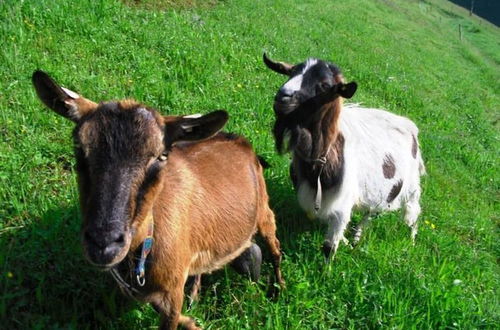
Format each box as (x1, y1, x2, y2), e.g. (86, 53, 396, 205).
(82, 227, 132, 269)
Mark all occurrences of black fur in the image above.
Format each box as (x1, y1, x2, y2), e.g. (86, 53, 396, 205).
(273, 81, 343, 154)
(294, 134, 345, 191)
(273, 96, 345, 192)
(230, 243, 262, 281)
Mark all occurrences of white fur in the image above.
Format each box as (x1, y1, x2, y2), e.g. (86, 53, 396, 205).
(61, 86, 80, 99)
(281, 59, 317, 95)
(282, 74, 303, 94)
(183, 113, 202, 119)
(296, 104, 425, 255)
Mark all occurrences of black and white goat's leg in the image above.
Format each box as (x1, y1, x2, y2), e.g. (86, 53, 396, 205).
(322, 208, 352, 261)
(403, 193, 421, 244)
(353, 213, 373, 245)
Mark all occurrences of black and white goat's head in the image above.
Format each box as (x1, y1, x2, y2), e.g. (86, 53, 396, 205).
(263, 54, 358, 154)
(263, 54, 357, 116)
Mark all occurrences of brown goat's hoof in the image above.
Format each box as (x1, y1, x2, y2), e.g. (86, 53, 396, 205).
(266, 281, 283, 301)
(179, 315, 201, 330)
(230, 243, 262, 281)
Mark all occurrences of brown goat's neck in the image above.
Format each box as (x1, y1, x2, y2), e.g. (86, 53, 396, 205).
(129, 164, 169, 254)
(130, 211, 154, 253)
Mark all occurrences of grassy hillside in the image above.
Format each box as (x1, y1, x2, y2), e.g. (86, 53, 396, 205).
(0, 0, 498, 328)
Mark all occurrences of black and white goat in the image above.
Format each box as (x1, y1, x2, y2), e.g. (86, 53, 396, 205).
(263, 54, 425, 259)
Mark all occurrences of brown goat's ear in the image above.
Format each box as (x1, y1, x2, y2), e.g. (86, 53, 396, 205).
(338, 81, 357, 99)
(32, 70, 97, 122)
(263, 53, 294, 76)
(164, 110, 229, 146)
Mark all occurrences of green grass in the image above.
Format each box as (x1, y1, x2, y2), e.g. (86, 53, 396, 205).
(0, 0, 498, 328)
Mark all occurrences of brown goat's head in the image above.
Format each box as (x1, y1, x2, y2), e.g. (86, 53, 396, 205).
(32, 70, 228, 269)
(263, 54, 357, 116)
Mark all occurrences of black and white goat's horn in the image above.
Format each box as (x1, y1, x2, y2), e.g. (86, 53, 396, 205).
(263, 53, 294, 76)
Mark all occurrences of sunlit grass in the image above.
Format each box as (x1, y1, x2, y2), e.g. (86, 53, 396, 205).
(0, 0, 498, 328)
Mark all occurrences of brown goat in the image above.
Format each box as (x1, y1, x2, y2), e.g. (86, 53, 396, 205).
(32, 71, 284, 329)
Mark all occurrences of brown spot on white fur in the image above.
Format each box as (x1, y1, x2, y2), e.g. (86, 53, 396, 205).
(382, 154, 396, 179)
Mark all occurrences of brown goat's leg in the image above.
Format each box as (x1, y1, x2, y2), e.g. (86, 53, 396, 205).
(258, 209, 285, 289)
(187, 275, 202, 309)
(178, 315, 200, 330)
(152, 287, 199, 330)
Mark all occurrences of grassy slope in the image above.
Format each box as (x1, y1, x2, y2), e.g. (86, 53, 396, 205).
(0, 0, 498, 328)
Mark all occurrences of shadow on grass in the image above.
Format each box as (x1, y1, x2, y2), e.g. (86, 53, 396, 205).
(0, 176, 321, 329)
(0, 206, 147, 329)
(265, 174, 326, 254)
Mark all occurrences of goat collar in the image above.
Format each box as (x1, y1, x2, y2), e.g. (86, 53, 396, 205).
(289, 88, 340, 213)
(295, 145, 332, 213)
(277, 86, 341, 212)
(110, 212, 154, 297)
(135, 213, 154, 286)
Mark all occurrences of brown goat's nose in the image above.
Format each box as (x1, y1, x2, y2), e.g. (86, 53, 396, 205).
(84, 230, 124, 248)
(83, 229, 126, 266)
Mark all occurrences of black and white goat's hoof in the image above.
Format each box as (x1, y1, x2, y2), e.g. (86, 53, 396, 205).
(322, 241, 334, 262)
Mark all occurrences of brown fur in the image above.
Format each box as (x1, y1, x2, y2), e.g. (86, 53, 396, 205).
(291, 96, 345, 191)
(141, 136, 284, 329)
(319, 96, 343, 160)
(32, 71, 284, 330)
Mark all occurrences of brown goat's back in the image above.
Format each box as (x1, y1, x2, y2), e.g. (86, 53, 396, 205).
(151, 133, 264, 276)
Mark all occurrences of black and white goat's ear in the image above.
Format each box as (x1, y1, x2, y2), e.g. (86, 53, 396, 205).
(263, 53, 294, 76)
(32, 70, 97, 122)
(164, 110, 229, 146)
(337, 81, 358, 99)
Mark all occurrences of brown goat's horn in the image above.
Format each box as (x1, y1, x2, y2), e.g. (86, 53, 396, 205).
(263, 53, 294, 76)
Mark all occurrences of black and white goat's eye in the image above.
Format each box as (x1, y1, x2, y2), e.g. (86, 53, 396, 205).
(319, 82, 331, 91)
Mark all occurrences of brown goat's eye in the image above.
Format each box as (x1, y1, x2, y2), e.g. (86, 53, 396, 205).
(157, 153, 167, 162)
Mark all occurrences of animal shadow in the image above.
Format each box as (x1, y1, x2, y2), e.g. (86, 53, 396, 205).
(0, 206, 150, 329)
(0, 173, 318, 329)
